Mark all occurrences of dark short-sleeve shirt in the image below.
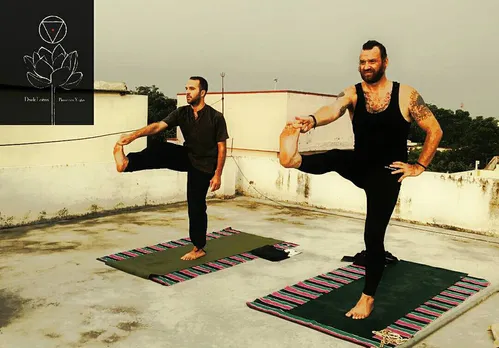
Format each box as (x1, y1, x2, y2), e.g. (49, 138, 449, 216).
(161, 104, 229, 173)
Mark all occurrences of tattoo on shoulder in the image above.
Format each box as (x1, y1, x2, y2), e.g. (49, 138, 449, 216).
(339, 104, 348, 115)
(409, 90, 432, 121)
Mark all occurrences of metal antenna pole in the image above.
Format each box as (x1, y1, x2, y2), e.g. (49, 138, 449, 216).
(220, 72, 232, 154)
(220, 72, 225, 115)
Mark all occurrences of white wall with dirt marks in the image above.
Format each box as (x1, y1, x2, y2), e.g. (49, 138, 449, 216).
(0, 159, 236, 227)
(0, 153, 497, 237)
(232, 156, 499, 237)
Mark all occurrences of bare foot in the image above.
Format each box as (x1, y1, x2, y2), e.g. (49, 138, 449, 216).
(113, 136, 129, 172)
(180, 247, 206, 261)
(279, 122, 302, 168)
(345, 293, 374, 319)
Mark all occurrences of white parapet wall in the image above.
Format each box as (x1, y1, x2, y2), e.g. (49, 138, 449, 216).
(0, 163, 186, 225)
(0, 153, 497, 237)
(0, 159, 236, 227)
(232, 155, 499, 237)
(0, 155, 224, 227)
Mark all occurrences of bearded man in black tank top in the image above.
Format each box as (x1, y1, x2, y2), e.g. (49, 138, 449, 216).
(279, 40, 443, 319)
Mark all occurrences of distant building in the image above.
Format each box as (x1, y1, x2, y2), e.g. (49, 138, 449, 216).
(175, 89, 354, 156)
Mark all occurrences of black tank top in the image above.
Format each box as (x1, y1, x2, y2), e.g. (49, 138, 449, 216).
(352, 81, 411, 166)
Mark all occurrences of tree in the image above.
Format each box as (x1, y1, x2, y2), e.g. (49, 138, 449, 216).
(408, 104, 472, 147)
(133, 85, 177, 147)
(408, 148, 472, 173)
(460, 116, 499, 167)
(407, 104, 499, 172)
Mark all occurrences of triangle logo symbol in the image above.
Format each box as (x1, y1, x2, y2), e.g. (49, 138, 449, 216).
(42, 21, 64, 43)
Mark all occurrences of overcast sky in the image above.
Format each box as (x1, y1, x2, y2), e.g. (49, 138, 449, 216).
(94, 0, 498, 119)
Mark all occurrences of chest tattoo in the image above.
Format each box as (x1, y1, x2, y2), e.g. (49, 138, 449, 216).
(364, 90, 392, 113)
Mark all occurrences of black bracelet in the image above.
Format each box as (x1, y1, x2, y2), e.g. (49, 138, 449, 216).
(415, 161, 427, 170)
(309, 114, 317, 128)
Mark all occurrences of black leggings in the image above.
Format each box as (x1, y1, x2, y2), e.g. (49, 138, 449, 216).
(124, 142, 214, 250)
(298, 149, 401, 296)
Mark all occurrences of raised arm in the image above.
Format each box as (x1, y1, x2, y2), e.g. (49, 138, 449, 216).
(117, 121, 168, 145)
(296, 86, 355, 132)
(117, 108, 180, 146)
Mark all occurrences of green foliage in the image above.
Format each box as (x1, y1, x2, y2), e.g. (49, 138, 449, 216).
(133, 85, 177, 146)
(408, 103, 499, 173)
(408, 104, 474, 148)
(408, 148, 473, 173)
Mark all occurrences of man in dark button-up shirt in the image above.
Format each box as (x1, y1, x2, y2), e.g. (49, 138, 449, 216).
(161, 98, 228, 175)
(113, 76, 229, 261)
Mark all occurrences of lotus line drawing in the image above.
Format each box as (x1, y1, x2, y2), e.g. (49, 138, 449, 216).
(24, 15, 83, 125)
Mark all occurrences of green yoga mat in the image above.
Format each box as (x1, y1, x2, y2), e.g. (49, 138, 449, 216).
(247, 260, 490, 347)
(105, 231, 283, 279)
(289, 260, 465, 338)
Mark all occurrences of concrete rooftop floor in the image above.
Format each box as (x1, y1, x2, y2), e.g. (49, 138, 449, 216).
(0, 196, 498, 348)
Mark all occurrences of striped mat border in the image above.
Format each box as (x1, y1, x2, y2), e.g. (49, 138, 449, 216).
(246, 264, 490, 348)
(97, 226, 299, 286)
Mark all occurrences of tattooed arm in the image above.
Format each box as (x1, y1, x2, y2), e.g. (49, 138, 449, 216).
(295, 86, 356, 133)
(312, 86, 355, 127)
(390, 86, 443, 181)
(294, 86, 355, 132)
(407, 88, 443, 169)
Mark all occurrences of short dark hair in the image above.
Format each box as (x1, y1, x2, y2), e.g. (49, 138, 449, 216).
(362, 40, 387, 60)
(189, 76, 208, 93)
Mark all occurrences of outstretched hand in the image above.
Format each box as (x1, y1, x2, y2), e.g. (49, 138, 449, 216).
(293, 116, 315, 133)
(116, 134, 135, 146)
(389, 161, 425, 182)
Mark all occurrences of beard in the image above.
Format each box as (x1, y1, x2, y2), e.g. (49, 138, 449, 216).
(187, 95, 201, 106)
(360, 64, 386, 84)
